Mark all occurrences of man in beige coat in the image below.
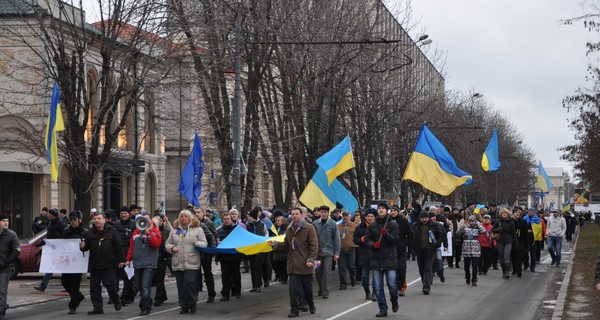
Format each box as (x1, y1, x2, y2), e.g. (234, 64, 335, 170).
(269, 208, 319, 318)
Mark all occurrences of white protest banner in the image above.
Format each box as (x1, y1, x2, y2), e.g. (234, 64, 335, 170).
(39, 239, 89, 273)
(441, 231, 453, 257)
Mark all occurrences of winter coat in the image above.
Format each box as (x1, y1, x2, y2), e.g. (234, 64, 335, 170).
(338, 221, 358, 250)
(126, 224, 162, 269)
(63, 224, 88, 240)
(201, 217, 220, 243)
(456, 222, 485, 257)
(46, 216, 67, 239)
(412, 220, 445, 254)
(81, 223, 123, 270)
(478, 222, 494, 249)
(390, 214, 413, 258)
(165, 219, 207, 271)
(492, 217, 517, 245)
(114, 218, 136, 254)
(272, 224, 289, 261)
(366, 215, 399, 271)
(0, 228, 20, 270)
(547, 215, 567, 238)
(353, 221, 371, 265)
(313, 218, 341, 257)
(514, 218, 530, 249)
(216, 224, 242, 263)
(273, 219, 318, 275)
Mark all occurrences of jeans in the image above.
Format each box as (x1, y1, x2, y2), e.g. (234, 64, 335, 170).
(373, 269, 398, 313)
(316, 256, 333, 297)
(134, 268, 155, 311)
(547, 236, 563, 264)
(360, 261, 373, 290)
(338, 249, 356, 287)
(40, 273, 53, 290)
(0, 270, 9, 315)
(434, 247, 444, 277)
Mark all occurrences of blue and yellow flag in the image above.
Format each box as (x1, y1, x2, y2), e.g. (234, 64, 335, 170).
(481, 129, 501, 171)
(537, 161, 553, 192)
(298, 167, 359, 214)
(316, 135, 355, 186)
(44, 81, 65, 182)
(178, 132, 204, 207)
(402, 124, 472, 196)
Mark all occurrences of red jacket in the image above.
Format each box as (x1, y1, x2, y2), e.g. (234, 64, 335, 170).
(126, 224, 162, 263)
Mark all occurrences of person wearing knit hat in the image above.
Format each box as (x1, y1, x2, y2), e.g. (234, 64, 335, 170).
(0, 213, 20, 318)
(354, 207, 377, 301)
(35, 208, 67, 293)
(411, 209, 445, 295)
(62, 210, 88, 314)
(114, 206, 137, 305)
(455, 215, 485, 286)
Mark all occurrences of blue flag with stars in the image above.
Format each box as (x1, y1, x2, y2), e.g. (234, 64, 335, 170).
(178, 132, 204, 207)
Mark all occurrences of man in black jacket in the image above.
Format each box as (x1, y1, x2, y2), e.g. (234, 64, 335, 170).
(390, 205, 413, 297)
(216, 213, 242, 301)
(113, 206, 136, 305)
(412, 210, 445, 295)
(0, 213, 20, 320)
(35, 208, 66, 292)
(366, 202, 400, 318)
(246, 207, 267, 292)
(62, 210, 88, 315)
(194, 207, 219, 302)
(80, 212, 124, 315)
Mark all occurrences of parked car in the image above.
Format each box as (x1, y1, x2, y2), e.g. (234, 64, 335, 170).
(9, 230, 46, 279)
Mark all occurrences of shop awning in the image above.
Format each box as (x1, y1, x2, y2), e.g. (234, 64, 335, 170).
(0, 150, 50, 174)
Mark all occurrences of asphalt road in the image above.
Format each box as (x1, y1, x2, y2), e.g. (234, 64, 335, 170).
(6, 242, 571, 320)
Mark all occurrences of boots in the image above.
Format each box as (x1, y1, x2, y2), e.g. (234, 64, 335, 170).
(465, 274, 470, 285)
(504, 264, 511, 279)
(365, 288, 371, 300)
(471, 277, 477, 286)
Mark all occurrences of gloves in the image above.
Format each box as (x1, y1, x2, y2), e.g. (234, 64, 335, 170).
(381, 228, 387, 236)
(360, 236, 366, 243)
(374, 241, 381, 249)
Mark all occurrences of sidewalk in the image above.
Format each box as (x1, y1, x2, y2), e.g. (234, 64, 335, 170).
(8, 277, 72, 309)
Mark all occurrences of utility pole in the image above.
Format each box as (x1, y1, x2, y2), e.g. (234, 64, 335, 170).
(231, 2, 242, 210)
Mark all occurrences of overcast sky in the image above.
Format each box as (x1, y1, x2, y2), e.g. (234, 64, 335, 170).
(403, 0, 594, 177)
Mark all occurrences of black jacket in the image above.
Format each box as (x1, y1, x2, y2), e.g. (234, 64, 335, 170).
(493, 217, 517, 244)
(390, 214, 413, 257)
(0, 228, 20, 270)
(113, 218, 136, 252)
(63, 224, 88, 240)
(412, 220, 445, 254)
(514, 217, 529, 249)
(47, 216, 67, 239)
(353, 221, 371, 264)
(366, 215, 399, 271)
(81, 223, 123, 270)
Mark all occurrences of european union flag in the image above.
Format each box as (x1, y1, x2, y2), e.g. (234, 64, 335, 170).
(178, 132, 204, 207)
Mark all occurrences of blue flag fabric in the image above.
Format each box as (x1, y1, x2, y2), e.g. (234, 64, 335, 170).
(537, 161, 553, 192)
(178, 132, 204, 207)
(298, 167, 359, 215)
(316, 135, 355, 185)
(481, 129, 501, 172)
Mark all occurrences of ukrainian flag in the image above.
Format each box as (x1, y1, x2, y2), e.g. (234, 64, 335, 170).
(481, 129, 501, 171)
(537, 161, 553, 192)
(403, 124, 472, 196)
(298, 167, 359, 214)
(45, 81, 65, 182)
(316, 135, 355, 186)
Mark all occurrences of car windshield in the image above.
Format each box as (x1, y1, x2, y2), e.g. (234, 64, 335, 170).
(23, 230, 47, 244)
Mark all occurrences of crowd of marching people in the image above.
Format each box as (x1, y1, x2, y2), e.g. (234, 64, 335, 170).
(0, 201, 579, 318)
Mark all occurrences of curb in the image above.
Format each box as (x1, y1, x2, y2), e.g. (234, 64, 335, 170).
(551, 231, 579, 320)
(11, 295, 70, 309)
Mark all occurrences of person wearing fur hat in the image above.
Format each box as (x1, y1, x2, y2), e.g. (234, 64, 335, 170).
(411, 210, 445, 295)
(0, 213, 20, 319)
(313, 205, 341, 300)
(165, 210, 207, 314)
(62, 210, 88, 314)
(455, 215, 485, 286)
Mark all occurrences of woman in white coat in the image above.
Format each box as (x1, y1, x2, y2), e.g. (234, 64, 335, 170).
(165, 210, 207, 314)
